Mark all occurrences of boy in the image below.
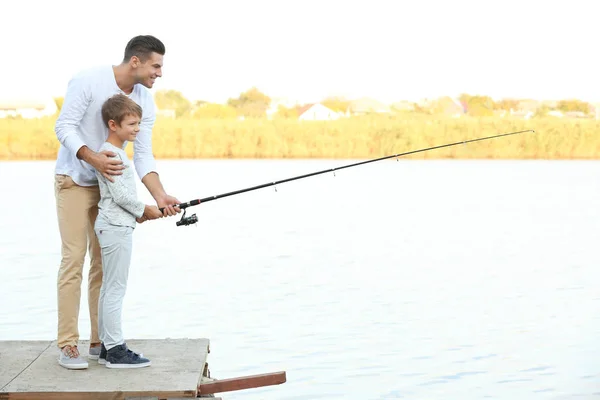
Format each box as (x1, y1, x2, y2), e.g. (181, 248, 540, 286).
(94, 93, 163, 368)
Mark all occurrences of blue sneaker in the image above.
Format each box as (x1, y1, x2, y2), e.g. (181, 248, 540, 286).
(105, 343, 151, 369)
(97, 343, 141, 364)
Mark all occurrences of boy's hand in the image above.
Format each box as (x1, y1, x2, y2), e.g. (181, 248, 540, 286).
(136, 216, 147, 224)
(143, 205, 164, 220)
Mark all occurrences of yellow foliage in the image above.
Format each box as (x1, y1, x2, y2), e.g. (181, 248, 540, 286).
(0, 114, 598, 160)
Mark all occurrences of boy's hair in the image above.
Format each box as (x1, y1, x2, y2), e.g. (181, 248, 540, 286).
(101, 94, 143, 128)
(123, 35, 165, 63)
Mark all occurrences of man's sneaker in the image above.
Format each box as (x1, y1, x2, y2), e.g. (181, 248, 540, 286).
(58, 345, 88, 370)
(88, 343, 101, 360)
(90, 343, 107, 364)
(105, 344, 151, 369)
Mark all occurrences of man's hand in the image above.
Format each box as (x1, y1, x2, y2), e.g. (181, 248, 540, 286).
(140, 172, 181, 216)
(136, 215, 147, 224)
(157, 194, 181, 217)
(93, 151, 125, 182)
(78, 146, 125, 182)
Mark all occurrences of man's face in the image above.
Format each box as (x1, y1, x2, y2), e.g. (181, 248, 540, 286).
(134, 52, 163, 88)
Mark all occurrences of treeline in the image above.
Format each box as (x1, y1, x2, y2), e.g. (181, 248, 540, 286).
(147, 87, 351, 119)
(154, 88, 594, 119)
(48, 88, 596, 120)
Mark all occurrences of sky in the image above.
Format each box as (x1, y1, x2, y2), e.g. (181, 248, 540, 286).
(2, 0, 600, 105)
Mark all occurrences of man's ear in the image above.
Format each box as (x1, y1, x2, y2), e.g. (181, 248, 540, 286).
(130, 55, 140, 68)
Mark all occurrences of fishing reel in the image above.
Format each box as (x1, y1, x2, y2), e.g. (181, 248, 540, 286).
(176, 208, 198, 227)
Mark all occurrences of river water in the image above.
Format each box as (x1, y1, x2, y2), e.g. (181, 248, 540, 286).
(0, 159, 598, 399)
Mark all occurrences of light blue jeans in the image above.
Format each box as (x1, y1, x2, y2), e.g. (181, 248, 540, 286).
(94, 216, 134, 351)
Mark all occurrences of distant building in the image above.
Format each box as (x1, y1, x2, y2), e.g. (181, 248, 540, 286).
(297, 103, 340, 121)
(390, 100, 416, 112)
(547, 110, 564, 118)
(156, 108, 176, 118)
(435, 96, 466, 117)
(0, 98, 58, 118)
(347, 97, 391, 115)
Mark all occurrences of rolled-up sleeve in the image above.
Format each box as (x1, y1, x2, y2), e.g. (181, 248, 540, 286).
(55, 75, 90, 155)
(134, 96, 158, 180)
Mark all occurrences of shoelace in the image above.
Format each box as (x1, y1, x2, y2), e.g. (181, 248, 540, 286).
(63, 346, 79, 358)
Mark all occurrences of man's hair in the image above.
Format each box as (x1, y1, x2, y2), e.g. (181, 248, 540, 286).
(101, 94, 143, 128)
(123, 35, 165, 63)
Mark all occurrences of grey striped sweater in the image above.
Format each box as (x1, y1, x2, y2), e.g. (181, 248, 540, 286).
(95, 142, 145, 228)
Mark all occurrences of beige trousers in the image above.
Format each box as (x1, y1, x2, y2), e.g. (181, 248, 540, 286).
(54, 174, 103, 349)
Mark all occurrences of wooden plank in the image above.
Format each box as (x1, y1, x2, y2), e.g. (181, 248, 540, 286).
(122, 398, 223, 400)
(0, 341, 53, 390)
(2, 391, 198, 399)
(197, 371, 287, 395)
(0, 339, 209, 400)
(1, 396, 223, 400)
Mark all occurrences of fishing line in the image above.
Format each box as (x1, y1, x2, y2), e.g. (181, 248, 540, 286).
(159, 129, 534, 226)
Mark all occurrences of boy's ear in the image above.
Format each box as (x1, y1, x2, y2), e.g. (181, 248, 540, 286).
(108, 119, 118, 131)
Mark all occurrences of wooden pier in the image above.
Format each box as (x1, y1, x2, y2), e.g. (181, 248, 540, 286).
(0, 339, 286, 399)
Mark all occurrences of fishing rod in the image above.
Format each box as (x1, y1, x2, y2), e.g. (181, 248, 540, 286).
(160, 129, 534, 226)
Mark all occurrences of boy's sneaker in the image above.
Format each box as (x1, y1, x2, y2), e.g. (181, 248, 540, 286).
(98, 343, 141, 365)
(89, 343, 107, 364)
(58, 345, 88, 370)
(105, 343, 151, 369)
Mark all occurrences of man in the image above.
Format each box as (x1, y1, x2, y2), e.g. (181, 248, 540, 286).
(54, 35, 180, 369)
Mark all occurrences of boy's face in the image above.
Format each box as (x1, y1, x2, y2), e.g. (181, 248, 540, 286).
(110, 114, 141, 142)
(133, 52, 163, 88)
